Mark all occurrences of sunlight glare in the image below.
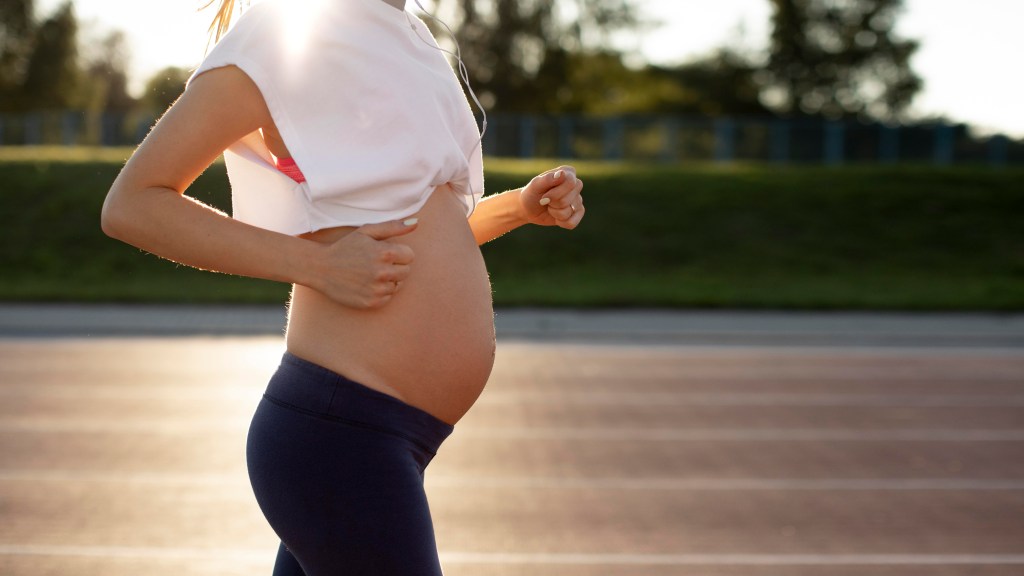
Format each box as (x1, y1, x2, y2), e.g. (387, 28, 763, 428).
(280, 0, 330, 59)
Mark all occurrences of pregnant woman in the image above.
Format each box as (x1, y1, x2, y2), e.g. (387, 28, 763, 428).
(100, 0, 585, 574)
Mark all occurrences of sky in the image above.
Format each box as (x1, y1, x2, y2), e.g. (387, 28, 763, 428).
(40, 0, 1024, 137)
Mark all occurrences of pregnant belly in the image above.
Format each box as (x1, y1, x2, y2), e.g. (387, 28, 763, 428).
(284, 185, 495, 426)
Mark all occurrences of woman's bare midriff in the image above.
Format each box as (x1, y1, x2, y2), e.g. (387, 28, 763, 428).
(284, 184, 496, 426)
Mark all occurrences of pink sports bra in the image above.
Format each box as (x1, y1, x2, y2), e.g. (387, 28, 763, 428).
(274, 156, 306, 183)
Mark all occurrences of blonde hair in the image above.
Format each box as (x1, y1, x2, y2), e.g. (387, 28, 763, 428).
(201, 0, 249, 47)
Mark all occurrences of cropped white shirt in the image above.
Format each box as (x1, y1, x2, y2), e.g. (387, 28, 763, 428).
(186, 0, 484, 235)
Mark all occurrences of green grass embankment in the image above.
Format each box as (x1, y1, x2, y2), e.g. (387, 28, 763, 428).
(2, 146, 1022, 309)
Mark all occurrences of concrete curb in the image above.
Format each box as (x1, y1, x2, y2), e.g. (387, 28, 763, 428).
(1, 304, 1023, 347)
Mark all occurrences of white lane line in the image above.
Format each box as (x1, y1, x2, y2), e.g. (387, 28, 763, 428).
(4, 387, 1024, 407)
(428, 477, 1024, 491)
(0, 545, 268, 561)
(497, 341, 1024, 356)
(439, 553, 1024, 566)
(0, 384, 260, 399)
(0, 419, 249, 432)
(1, 546, 1023, 566)
(2, 470, 1024, 491)
(477, 392, 1024, 407)
(463, 428, 1024, 441)
(2, 373, 1023, 400)
(2, 421, 1023, 441)
(0, 471, 247, 485)
(496, 373, 1024, 383)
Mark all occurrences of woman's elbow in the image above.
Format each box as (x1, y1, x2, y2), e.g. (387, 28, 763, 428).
(100, 186, 132, 240)
(100, 194, 119, 239)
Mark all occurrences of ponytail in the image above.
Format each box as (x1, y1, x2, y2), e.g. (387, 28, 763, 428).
(200, 0, 248, 47)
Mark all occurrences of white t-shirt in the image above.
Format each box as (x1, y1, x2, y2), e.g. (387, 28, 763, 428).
(186, 0, 484, 235)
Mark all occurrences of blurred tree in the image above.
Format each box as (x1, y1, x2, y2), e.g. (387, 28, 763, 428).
(0, 0, 35, 110)
(554, 49, 772, 117)
(81, 30, 136, 113)
(650, 49, 774, 116)
(434, 0, 647, 113)
(763, 0, 922, 119)
(550, 50, 657, 115)
(140, 66, 190, 113)
(19, 0, 82, 110)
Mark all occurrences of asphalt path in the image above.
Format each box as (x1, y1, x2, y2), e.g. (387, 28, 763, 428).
(1, 306, 1023, 575)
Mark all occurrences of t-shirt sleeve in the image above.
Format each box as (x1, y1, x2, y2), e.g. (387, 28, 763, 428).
(188, 3, 269, 88)
(180, 0, 487, 232)
(185, 2, 305, 162)
(184, 2, 313, 192)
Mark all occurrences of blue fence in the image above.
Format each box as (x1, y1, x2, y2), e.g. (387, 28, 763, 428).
(0, 110, 157, 150)
(483, 115, 1021, 167)
(1, 110, 1020, 166)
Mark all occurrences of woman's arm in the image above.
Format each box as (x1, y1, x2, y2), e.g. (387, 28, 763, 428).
(101, 66, 416, 309)
(469, 166, 585, 245)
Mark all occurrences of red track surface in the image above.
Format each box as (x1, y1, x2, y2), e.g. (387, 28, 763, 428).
(1, 332, 1022, 575)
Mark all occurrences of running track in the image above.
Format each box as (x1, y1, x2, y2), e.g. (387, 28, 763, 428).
(1, 307, 1022, 575)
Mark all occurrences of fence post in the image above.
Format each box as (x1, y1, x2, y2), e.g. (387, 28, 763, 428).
(518, 116, 535, 158)
(770, 119, 790, 164)
(661, 118, 678, 163)
(933, 123, 955, 166)
(25, 112, 43, 145)
(602, 117, 624, 160)
(989, 135, 1009, 168)
(101, 113, 115, 146)
(879, 124, 899, 164)
(557, 116, 574, 159)
(714, 118, 735, 163)
(824, 120, 845, 165)
(61, 112, 79, 146)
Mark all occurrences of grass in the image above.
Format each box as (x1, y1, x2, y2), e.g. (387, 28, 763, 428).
(2, 147, 1023, 309)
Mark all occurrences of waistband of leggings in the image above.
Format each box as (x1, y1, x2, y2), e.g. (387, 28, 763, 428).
(264, 351, 455, 454)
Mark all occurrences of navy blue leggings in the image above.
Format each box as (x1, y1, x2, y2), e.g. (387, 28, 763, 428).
(247, 352, 455, 576)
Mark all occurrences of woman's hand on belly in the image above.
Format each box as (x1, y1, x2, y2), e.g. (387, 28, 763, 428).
(304, 218, 419, 309)
(286, 186, 495, 424)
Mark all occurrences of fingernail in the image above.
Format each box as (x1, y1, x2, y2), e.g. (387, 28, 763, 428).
(539, 198, 551, 206)
(553, 170, 563, 180)
(403, 218, 419, 226)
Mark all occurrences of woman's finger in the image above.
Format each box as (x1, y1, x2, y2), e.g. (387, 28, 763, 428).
(560, 200, 585, 229)
(547, 166, 577, 182)
(541, 175, 582, 205)
(548, 179, 584, 218)
(371, 276, 404, 298)
(375, 263, 412, 284)
(378, 242, 415, 266)
(547, 205, 574, 221)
